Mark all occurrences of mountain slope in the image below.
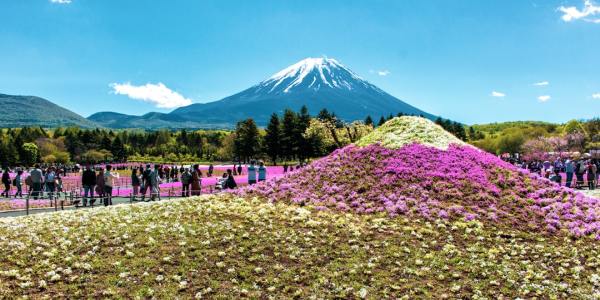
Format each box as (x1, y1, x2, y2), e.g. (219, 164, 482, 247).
(87, 112, 217, 129)
(170, 57, 435, 126)
(0, 94, 98, 128)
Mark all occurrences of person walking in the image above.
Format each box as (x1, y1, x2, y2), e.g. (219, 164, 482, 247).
(191, 164, 202, 196)
(81, 165, 96, 207)
(258, 161, 267, 182)
(565, 159, 574, 188)
(131, 168, 141, 201)
(103, 165, 119, 206)
(14, 169, 23, 198)
(29, 164, 43, 200)
(247, 161, 257, 185)
(140, 165, 152, 202)
(181, 168, 192, 197)
(1, 168, 10, 198)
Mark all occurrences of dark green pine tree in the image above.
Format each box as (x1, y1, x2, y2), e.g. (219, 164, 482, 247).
(281, 109, 299, 160)
(377, 116, 386, 127)
(264, 113, 282, 165)
(364, 115, 374, 126)
(233, 118, 260, 163)
(297, 106, 312, 161)
(101, 135, 112, 151)
(317, 108, 334, 122)
(111, 136, 127, 162)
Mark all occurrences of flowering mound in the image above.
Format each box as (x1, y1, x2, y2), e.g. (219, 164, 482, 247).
(356, 116, 466, 149)
(239, 143, 600, 239)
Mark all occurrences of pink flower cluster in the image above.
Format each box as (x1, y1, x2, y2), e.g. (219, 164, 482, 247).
(237, 143, 600, 239)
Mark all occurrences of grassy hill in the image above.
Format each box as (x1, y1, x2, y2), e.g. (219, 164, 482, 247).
(0, 94, 98, 128)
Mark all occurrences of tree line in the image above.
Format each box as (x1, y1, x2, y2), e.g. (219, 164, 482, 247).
(0, 108, 469, 167)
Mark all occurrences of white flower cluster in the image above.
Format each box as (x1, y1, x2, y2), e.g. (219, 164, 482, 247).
(356, 116, 467, 150)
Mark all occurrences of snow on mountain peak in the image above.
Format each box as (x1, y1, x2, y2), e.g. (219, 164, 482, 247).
(259, 57, 373, 94)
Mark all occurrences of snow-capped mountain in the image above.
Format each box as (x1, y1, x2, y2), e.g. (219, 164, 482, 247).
(169, 57, 434, 126)
(91, 57, 435, 128)
(256, 57, 383, 94)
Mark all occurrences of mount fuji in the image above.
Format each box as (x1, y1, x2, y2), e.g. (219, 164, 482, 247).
(90, 57, 435, 128)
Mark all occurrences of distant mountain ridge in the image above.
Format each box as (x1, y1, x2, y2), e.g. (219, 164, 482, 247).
(92, 57, 435, 128)
(0, 94, 98, 128)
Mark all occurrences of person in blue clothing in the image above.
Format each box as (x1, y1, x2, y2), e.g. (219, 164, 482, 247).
(258, 161, 267, 182)
(565, 159, 574, 188)
(247, 161, 257, 185)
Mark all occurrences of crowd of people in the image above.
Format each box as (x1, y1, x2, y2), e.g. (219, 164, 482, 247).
(505, 157, 599, 190)
(0, 160, 310, 207)
(1, 165, 66, 200)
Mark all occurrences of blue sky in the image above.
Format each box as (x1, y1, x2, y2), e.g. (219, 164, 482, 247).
(1, 0, 599, 124)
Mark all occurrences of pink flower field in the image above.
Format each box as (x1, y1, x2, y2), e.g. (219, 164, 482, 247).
(238, 142, 600, 239)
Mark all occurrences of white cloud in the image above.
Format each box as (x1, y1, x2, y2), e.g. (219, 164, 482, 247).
(110, 82, 193, 109)
(558, 0, 600, 23)
(50, 0, 72, 4)
(592, 93, 600, 99)
(491, 91, 506, 98)
(538, 95, 551, 102)
(533, 81, 549, 86)
(369, 69, 391, 76)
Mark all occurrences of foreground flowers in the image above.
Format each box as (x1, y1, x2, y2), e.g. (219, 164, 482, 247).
(0, 195, 598, 298)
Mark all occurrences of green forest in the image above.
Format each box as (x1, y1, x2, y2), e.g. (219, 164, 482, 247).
(0, 107, 597, 167)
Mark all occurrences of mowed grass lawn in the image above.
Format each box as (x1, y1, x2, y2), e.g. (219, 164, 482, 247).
(0, 195, 598, 299)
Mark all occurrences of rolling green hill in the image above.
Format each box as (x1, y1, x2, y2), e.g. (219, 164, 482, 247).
(0, 93, 99, 128)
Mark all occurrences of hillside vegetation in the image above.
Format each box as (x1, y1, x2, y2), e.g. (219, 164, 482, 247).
(0, 94, 98, 128)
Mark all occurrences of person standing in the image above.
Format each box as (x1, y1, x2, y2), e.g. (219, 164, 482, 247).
(131, 168, 141, 201)
(588, 162, 597, 190)
(258, 161, 267, 182)
(191, 164, 202, 196)
(208, 164, 214, 177)
(45, 167, 57, 201)
(247, 162, 257, 185)
(181, 168, 192, 197)
(576, 160, 586, 188)
(95, 168, 105, 206)
(29, 164, 43, 200)
(103, 165, 119, 206)
(1, 168, 10, 198)
(14, 169, 23, 198)
(237, 164, 242, 176)
(565, 159, 574, 188)
(150, 165, 161, 201)
(81, 165, 96, 207)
